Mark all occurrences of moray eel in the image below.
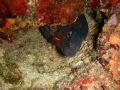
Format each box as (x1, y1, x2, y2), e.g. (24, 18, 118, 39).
(39, 14, 88, 56)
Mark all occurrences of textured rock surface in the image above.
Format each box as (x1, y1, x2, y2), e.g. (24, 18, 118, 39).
(0, 0, 120, 90)
(0, 13, 96, 89)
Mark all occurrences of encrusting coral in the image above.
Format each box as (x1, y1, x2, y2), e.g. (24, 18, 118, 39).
(0, 0, 119, 42)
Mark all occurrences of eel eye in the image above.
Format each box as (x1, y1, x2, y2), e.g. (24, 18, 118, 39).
(67, 31, 72, 38)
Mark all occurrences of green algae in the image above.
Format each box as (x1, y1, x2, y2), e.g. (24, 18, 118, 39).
(0, 57, 22, 84)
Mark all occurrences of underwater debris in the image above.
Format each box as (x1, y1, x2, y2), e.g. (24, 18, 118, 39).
(39, 14, 88, 56)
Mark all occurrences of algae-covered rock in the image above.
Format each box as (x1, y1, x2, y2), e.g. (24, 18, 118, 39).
(0, 57, 22, 84)
(0, 13, 96, 89)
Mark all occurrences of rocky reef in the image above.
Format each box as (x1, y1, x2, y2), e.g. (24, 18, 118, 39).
(0, 13, 96, 89)
(0, 0, 120, 90)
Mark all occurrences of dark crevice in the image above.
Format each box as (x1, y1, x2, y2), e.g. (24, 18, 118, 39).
(91, 10, 107, 49)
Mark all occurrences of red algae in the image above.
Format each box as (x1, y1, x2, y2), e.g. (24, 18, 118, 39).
(0, 0, 28, 42)
(0, 0, 119, 42)
(0, 31, 14, 43)
(34, 0, 83, 24)
(0, 0, 28, 18)
(34, 0, 119, 24)
(6, 0, 28, 16)
(108, 0, 119, 6)
(0, 0, 9, 18)
(88, 0, 100, 9)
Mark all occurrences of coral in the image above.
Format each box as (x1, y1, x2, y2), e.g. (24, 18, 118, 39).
(58, 62, 119, 90)
(109, 32, 120, 45)
(6, 0, 28, 16)
(98, 14, 120, 84)
(0, 0, 28, 42)
(0, 0, 9, 18)
(34, 0, 119, 25)
(0, 18, 15, 42)
(87, 0, 100, 9)
(108, 50, 120, 78)
(72, 76, 97, 90)
(34, 0, 83, 24)
(108, 26, 120, 79)
(0, 0, 119, 43)
(2, 18, 15, 29)
(108, 0, 118, 6)
(0, 0, 28, 18)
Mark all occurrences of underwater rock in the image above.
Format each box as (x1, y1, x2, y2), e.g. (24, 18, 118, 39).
(39, 14, 88, 56)
(0, 13, 95, 89)
(34, 0, 83, 24)
(0, 0, 28, 18)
